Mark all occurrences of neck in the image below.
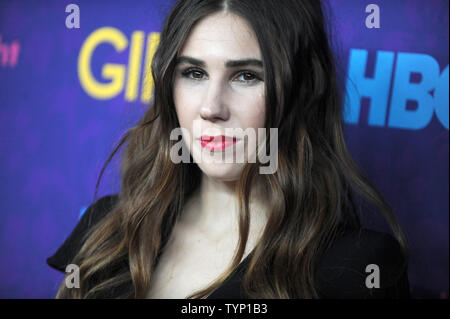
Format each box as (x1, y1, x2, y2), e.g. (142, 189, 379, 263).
(180, 173, 268, 242)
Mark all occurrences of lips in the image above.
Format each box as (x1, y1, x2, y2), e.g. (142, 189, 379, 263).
(199, 135, 238, 151)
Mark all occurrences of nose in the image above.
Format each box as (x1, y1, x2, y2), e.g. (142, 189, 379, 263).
(199, 81, 230, 122)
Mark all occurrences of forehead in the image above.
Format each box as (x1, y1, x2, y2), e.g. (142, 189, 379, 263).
(178, 12, 262, 60)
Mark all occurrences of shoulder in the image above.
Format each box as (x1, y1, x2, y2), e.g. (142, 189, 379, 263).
(315, 228, 410, 298)
(46, 194, 119, 273)
(79, 195, 119, 230)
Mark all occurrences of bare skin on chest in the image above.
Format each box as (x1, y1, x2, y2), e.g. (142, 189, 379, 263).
(146, 174, 268, 299)
(146, 212, 263, 299)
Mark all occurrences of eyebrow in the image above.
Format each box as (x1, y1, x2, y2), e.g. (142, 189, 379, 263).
(175, 56, 263, 68)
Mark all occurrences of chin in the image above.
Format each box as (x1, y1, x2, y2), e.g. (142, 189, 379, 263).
(195, 162, 245, 182)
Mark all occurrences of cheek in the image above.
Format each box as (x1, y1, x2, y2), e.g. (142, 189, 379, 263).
(173, 84, 197, 129)
(233, 91, 266, 129)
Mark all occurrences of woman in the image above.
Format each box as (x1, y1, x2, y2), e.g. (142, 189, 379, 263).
(48, 0, 410, 299)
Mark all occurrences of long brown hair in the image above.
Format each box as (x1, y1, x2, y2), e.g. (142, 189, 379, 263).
(56, 0, 409, 298)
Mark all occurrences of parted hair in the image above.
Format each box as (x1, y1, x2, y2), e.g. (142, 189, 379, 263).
(56, 0, 409, 298)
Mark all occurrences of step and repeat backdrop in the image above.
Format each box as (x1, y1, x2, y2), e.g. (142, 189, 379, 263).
(0, 0, 448, 298)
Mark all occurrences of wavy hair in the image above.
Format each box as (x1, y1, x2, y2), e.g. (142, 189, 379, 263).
(56, 0, 409, 298)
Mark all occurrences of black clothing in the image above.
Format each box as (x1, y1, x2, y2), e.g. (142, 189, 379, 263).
(47, 195, 411, 298)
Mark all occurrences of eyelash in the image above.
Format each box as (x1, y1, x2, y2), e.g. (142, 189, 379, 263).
(180, 67, 263, 84)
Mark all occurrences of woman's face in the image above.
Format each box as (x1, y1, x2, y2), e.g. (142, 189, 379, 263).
(173, 12, 266, 182)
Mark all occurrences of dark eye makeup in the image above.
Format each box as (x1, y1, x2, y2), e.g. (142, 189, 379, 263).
(179, 67, 264, 84)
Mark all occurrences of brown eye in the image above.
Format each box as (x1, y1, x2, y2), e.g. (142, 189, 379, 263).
(242, 73, 255, 81)
(236, 71, 261, 83)
(192, 71, 203, 79)
(181, 68, 206, 81)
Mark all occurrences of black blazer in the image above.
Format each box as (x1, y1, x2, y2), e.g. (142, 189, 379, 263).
(47, 195, 411, 298)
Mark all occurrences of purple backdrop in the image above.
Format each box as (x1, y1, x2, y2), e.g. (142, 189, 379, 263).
(0, 0, 448, 298)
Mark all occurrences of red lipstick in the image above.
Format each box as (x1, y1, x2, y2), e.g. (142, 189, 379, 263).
(199, 135, 238, 151)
